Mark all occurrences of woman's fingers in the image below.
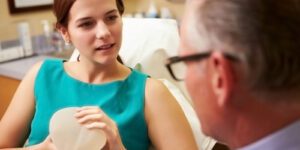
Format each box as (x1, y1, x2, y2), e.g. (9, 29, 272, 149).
(35, 135, 58, 150)
(85, 122, 107, 129)
(77, 113, 104, 124)
(75, 108, 101, 117)
(74, 106, 112, 127)
(74, 106, 125, 150)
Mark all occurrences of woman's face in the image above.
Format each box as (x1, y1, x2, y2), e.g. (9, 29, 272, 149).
(62, 0, 122, 64)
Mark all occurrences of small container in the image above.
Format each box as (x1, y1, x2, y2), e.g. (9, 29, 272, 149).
(160, 7, 173, 19)
(18, 22, 33, 56)
(146, 0, 159, 18)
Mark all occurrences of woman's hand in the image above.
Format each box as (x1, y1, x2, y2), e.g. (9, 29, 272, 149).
(74, 106, 126, 150)
(30, 136, 57, 150)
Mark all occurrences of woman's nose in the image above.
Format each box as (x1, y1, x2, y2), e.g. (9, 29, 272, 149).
(95, 22, 110, 40)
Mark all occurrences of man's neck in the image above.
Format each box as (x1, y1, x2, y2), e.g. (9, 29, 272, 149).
(230, 100, 300, 149)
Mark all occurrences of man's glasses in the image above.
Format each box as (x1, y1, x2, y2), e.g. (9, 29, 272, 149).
(165, 51, 239, 81)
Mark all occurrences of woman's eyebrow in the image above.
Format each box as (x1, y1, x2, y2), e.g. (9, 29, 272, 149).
(75, 17, 92, 24)
(105, 9, 118, 15)
(75, 9, 118, 23)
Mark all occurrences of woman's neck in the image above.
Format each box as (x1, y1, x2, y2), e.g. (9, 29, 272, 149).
(66, 59, 130, 84)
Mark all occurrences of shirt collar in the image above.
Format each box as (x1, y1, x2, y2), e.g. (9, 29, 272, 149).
(238, 120, 300, 150)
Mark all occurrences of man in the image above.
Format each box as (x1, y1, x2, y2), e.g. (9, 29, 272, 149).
(166, 0, 300, 149)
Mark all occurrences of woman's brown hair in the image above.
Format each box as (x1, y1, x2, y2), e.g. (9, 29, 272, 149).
(53, 0, 124, 28)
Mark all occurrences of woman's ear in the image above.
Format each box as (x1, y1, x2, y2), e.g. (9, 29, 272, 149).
(210, 51, 236, 107)
(56, 24, 70, 43)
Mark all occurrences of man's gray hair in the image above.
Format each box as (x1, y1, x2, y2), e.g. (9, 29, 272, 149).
(186, 0, 300, 93)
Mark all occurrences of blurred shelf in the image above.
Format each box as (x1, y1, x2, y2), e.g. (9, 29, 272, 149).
(45, 49, 73, 60)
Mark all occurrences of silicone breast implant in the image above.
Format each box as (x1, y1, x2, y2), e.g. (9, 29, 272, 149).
(49, 107, 107, 150)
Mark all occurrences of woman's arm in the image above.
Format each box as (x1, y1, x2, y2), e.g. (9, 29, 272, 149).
(145, 78, 199, 150)
(0, 62, 42, 149)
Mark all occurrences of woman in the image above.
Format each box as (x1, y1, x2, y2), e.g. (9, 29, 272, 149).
(0, 0, 198, 149)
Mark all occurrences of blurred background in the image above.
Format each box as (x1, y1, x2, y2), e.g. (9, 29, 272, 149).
(0, 0, 185, 43)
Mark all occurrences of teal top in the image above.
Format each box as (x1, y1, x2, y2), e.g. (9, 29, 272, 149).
(27, 59, 150, 150)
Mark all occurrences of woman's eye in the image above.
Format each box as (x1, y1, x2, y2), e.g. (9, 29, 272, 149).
(106, 15, 118, 22)
(78, 21, 94, 28)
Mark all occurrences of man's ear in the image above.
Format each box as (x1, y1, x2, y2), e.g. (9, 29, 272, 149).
(56, 24, 70, 43)
(210, 51, 235, 107)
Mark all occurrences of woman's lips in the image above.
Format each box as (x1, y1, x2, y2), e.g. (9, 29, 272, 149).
(95, 44, 115, 51)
